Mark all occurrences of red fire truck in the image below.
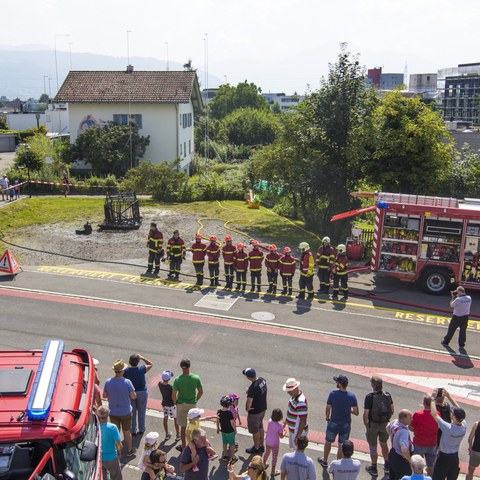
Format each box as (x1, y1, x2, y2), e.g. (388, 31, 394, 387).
(335, 192, 480, 294)
(0, 340, 102, 480)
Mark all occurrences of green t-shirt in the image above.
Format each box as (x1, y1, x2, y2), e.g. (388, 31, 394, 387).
(173, 373, 202, 404)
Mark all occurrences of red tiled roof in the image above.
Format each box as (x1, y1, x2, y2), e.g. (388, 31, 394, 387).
(54, 70, 198, 103)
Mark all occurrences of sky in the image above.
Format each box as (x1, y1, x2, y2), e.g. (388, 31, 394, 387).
(2, 0, 480, 95)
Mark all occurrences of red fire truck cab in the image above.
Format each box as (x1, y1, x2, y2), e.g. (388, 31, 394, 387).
(369, 192, 480, 294)
(0, 340, 102, 480)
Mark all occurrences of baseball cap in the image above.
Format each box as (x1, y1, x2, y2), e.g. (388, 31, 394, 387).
(187, 408, 204, 420)
(242, 368, 256, 378)
(453, 407, 466, 421)
(162, 370, 174, 381)
(145, 432, 159, 444)
(333, 374, 349, 387)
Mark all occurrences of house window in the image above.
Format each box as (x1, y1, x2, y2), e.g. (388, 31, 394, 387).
(184, 142, 186, 157)
(180, 143, 182, 155)
(113, 114, 142, 129)
(188, 113, 192, 127)
(189, 140, 191, 154)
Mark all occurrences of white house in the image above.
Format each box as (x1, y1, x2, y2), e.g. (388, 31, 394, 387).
(54, 67, 203, 171)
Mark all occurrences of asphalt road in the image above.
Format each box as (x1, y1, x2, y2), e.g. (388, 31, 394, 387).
(0, 261, 479, 480)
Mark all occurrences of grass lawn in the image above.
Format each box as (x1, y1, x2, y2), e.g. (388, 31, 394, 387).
(0, 198, 325, 249)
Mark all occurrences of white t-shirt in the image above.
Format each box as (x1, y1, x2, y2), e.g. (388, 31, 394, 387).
(328, 458, 361, 480)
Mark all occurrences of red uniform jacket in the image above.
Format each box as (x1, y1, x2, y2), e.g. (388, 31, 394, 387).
(248, 248, 264, 272)
(265, 251, 281, 272)
(300, 251, 314, 276)
(233, 250, 248, 272)
(316, 245, 335, 268)
(166, 237, 186, 259)
(206, 242, 221, 264)
(335, 253, 349, 275)
(191, 241, 207, 263)
(222, 244, 236, 265)
(147, 230, 163, 253)
(279, 254, 296, 276)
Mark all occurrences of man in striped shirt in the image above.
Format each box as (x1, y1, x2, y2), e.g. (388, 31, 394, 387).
(283, 378, 308, 449)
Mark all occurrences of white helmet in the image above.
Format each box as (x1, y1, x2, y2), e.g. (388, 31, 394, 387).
(337, 244, 346, 253)
(298, 242, 310, 251)
(322, 236, 330, 243)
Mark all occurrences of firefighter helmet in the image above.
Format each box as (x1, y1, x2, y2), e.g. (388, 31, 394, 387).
(225, 235, 232, 242)
(210, 235, 217, 242)
(298, 242, 310, 251)
(283, 246, 292, 254)
(195, 234, 202, 240)
(337, 244, 346, 253)
(237, 243, 245, 249)
(268, 244, 277, 251)
(252, 240, 260, 247)
(322, 236, 330, 243)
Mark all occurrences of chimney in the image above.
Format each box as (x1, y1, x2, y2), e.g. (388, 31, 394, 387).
(126, 65, 134, 74)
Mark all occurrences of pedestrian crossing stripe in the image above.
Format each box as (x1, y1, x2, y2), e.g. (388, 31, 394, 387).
(320, 363, 480, 408)
(0, 250, 21, 275)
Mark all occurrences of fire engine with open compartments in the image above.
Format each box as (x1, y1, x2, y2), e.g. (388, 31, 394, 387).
(0, 340, 102, 480)
(367, 192, 480, 294)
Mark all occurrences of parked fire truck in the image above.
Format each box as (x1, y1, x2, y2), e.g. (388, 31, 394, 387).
(335, 192, 480, 295)
(0, 340, 102, 480)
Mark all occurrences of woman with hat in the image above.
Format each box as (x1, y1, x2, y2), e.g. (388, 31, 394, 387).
(228, 455, 268, 480)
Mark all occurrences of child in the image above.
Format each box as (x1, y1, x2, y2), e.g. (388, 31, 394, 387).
(217, 395, 237, 462)
(183, 407, 218, 464)
(158, 370, 180, 441)
(263, 409, 284, 477)
(142, 449, 175, 480)
(13, 180, 19, 200)
(229, 393, 241, 451)
(8, 185, 14, 202)
(138, 431, 159, 470)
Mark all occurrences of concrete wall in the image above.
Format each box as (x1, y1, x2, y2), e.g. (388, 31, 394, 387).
(6, 113, 45, 130)
(68, 101, 194, 168)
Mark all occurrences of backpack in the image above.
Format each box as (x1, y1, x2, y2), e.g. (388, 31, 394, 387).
(370, 391, 392, 423)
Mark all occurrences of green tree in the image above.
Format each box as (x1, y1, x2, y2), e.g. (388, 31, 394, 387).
(71, 122, 150, 176)
(362, 90, 454, 194)
(14, 144, 44, 174)
(208, 81, 269, 120)
(39, 93, 49, 103)
(0, 116, 8, 130)
(445, 143, 480, 198)
(220, 108, 278, 146)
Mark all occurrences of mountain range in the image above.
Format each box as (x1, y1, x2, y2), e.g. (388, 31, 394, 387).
(0, 45, 219, 100)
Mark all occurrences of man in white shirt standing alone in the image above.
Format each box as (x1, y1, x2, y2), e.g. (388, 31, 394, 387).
(441, 286, 472, 350)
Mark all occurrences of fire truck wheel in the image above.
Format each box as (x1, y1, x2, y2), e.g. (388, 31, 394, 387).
(420, 267, 450, 295)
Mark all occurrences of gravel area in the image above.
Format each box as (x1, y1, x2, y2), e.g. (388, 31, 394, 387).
(8, 206, 256, 267)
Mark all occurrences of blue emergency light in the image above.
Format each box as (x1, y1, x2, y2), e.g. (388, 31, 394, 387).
(27, 339, 64, 421)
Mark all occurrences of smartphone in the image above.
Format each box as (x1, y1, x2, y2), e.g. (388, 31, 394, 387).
(437, 388, 443, 398)
(228, 457, 238, 467)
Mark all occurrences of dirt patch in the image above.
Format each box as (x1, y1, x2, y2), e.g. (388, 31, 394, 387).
(9, 207, 257, 267)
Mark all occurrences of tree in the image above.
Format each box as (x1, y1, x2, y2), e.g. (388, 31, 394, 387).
(39, 93, 49, 103)
(220, 108, 278, 146)
(362, 90, 454, 194)
(444, 144, 480, 198)
(0, 116, 7, 130)
(70, 122, 150, 175)
(14, 144, 44, 174)
(208, 81, 269, 120)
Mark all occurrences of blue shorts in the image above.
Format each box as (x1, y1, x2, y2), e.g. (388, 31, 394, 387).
(326, 421, 351, 444)
(413, 445, 437, 467)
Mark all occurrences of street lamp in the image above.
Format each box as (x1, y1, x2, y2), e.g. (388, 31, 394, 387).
(43, 75, 48, 95)
(68, 42, 73, 70)
(54, 34, 70, 91)
(165, 42, 169, 71)
(48, 78, 52, 99)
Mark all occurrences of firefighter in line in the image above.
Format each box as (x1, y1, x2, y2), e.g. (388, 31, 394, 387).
(248, 240, 264, 293)
(265, 244, 281, 295)
(191, 234, 207, 285)
(145, 222, 164, 276)
(222, 236, 236, 290)
(316, 236, 335, 294)
(332, 243, 349, 300)
(206, 235, 221, 287)
(297, 242, 315, 300)
(233, 243, 248, 291)
(279, 246, 296, 296)
(166, 230, 186, 280)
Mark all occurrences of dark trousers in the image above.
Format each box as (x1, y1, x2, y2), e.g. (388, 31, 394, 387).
(193, 262, 204, 284)
(250, 272, 261, 290)
(147, 251, 160, 272)
(333, 273, 348, 296)
(208, 262, 220, 285)
(388, 449, 411, 480)
(281, 275, 293, 289)
(224, 265, 234, 287)
(299, 274, 314, 294)
(318, 268, 330, 291)
(432, 452, 459, 480)
(443, 314, 469, 347)
(267, 271, 278, 288)
(169, 257, 182, 277)
(236, 271, 246, 289)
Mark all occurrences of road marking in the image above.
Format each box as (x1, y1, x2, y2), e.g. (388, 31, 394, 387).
(194, 291, 240, 311)
(1, 285, 479, 367)
(320, 363, 480, 407)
